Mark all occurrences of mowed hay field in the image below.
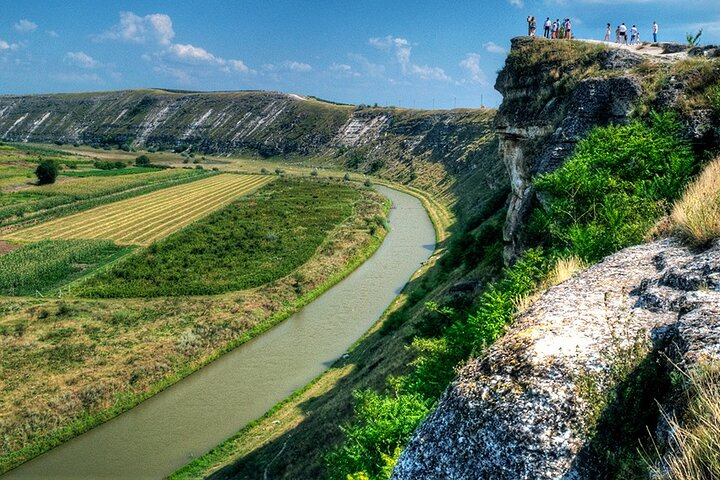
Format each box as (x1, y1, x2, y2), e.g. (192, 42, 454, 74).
(3, 174, 274, 246)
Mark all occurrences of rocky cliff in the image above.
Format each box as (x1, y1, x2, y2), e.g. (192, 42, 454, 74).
(393, 238, 720, 479)
(495, 38, 720, 263)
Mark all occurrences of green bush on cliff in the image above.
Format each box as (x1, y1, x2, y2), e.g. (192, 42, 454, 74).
(532, 112, 695, 262)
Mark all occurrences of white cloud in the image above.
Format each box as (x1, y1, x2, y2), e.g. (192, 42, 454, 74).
(14, 19, 37, 33)
(263, 61, 313, 73)
(411, 64, 451, 82)
(47, 30, 59, 38)
(285, 61, 312, 72)
(459, 53, 488, 85)
(369, 35, 450, 81)
(167, 43, 223, 65)
(0, 39, 21, 52)
(370, 35, 412, 73)
(96, 11, 175, 45)
(509, 0, 524, 7)
(483, 41, 507, 54)
(64, 51, 98, 69)
(348, 53, 385, 77)
(228, 59, 250, 73)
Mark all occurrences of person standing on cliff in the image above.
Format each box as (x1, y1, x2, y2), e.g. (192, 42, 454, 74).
(527, 16, 537, 36)
(605, 23, 612, 42)
(652, 21, 659, 42)
(615, 25, 621, 43)
(630, 25, 638, 45)
(544, 17, 552, 38)
(619, 23, 628, 45)
(552, 19, 560, 39)
(565, 18, 572, 39)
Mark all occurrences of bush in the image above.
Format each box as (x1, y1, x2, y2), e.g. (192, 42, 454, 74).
(671, 156, 720, 245)
(532, 112, 696, 262)
(326, 391, 430, 480)
(344, 173, 352, 181)
(260, 168, 269, 174)
(35, 160, 59, 185)
(310, 168, 319, 177)
(364, 179, 373, 188)
(135, 155, 151, 167)
(275, 168, 285, 175)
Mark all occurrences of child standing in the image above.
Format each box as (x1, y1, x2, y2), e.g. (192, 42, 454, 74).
(604, 23, 611, 42)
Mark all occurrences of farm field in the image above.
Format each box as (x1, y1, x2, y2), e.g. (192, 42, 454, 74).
(0, 240, 129, 296)
(3, 173, 273, 246)
(76, 179, 360, 297)
(0, 178, 388, 474)
(0, 168, 209, 227)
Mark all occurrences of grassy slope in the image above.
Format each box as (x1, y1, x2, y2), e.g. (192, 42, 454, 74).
(0, 179, 388, 475)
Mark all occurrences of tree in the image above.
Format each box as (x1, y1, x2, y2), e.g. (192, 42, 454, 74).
(135, 155, 151, 167)
(35, 159, 58, 185)
(687, 29, 703, 46)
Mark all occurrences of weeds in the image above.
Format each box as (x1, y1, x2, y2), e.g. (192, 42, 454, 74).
(671, 156, 720, 245)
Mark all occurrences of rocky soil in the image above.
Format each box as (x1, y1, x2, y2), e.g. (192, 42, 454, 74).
(392, 238, 720, 479)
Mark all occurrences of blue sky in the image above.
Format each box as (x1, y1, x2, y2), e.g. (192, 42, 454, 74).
(0, 1, 718, 108)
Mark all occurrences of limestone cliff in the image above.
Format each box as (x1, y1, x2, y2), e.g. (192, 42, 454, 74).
(393, 239, 720, 479)
(495, 38, 720, 263)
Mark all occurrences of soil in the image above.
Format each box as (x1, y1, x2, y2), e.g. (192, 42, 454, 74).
(0, 241, 20, 256)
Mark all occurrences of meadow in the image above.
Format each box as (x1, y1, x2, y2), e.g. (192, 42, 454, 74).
(76, 179, 359, 297)
(4, 174, 273, 246)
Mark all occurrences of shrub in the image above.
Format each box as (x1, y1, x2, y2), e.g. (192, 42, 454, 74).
(364, 179, 373, 188)
(260, 168, 269, 174)
(344, 173, 352, 181)
(310, 168, 319, 177)
(325, 391, 430, 480)
(671, 156, 720, 245)
(532, 112, 696, 262)
(35, 159, 59, 185)
(135, 155, 151, 167)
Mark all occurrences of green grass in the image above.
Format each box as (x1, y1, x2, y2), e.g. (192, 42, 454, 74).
(0, 240, 129, 296)
(61, 167, 163, 177)
(75, 179, 360, 297)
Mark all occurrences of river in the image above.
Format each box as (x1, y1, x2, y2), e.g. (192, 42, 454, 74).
(4, 185, 436, 479)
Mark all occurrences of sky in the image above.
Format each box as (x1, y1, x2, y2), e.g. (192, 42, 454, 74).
(0, 1, 718, 109)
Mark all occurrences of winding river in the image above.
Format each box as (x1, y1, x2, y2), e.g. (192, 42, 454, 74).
(4, 186, 436, 480)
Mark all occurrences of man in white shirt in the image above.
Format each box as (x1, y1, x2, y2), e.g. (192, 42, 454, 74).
(630, 25, 638, 45)
(653, 22, 659, 43)
(619, 23, 628, 45)
(544, 18, 552, 38)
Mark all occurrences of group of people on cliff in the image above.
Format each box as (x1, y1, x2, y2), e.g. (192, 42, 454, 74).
(604, 21, 658, 44)
(527, 16, 660, 45)
(527, 16, 573, 39)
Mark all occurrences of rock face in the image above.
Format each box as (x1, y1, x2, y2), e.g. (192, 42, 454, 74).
(495, 38, 647, 263)
(0, 89, 495, 174)
(392, 239, 720, 480)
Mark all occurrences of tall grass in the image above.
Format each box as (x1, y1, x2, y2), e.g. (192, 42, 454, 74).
(653, 364, 720, 480)
(671, 157, 720, 245)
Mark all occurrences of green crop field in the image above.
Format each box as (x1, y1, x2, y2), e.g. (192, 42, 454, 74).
(0, 168, 209, 226)
(75, 179, 360, 297)
(0, 240, 128, 296)
(4, 174, 274, 246)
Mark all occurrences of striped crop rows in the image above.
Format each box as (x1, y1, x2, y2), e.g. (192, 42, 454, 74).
(4, 174, 274, 246)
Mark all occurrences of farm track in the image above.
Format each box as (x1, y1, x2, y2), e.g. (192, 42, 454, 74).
(3, 174, 274, 246)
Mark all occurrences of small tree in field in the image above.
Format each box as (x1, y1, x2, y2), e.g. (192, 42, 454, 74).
(35, 159, 58, 185)
(135, 155, 151, 167)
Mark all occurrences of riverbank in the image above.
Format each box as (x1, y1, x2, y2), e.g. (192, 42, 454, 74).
(170, 185, 446, 480)
(0, 181, 388, 475)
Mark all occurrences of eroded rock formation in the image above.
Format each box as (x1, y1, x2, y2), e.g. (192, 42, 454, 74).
(393, 239, 720, 479)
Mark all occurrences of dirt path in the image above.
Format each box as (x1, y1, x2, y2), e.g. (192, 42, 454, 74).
(0, 240, 20, 256)
(578, 38, 689, 61)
